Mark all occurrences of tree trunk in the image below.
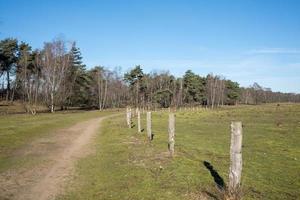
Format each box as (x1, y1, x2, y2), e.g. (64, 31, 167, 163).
(136, 81, 139, 107)
(102, 79, 108, 110)
(98, 73, 102, 110)
(50, 82, 55, 113)
(10, 81, 17, 102)
(137, 110, 141, 133)
(6, 71, 10, 101)
(50, 91, 54, 113)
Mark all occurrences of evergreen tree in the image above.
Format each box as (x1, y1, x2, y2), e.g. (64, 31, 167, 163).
(183, 70, 205, 104)
(0, 38, 19, 100)
(154, 89, 172, 108)
(68, 42, 90, 106)
(226, 80, 240, 105)
(124, 65, 144, 107)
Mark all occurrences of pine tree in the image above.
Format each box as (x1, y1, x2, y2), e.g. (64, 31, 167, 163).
(68, 42, 90, 106)
(226, 80, 240, 105)
(183, 70, 205, 104)
(0, 38, 19, 101)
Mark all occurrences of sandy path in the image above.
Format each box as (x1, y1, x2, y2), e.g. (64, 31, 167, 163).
(0, 114, 119, 200)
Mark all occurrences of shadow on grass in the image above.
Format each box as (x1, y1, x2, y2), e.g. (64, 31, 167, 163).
(151, 133, 155, 141)
(203, 161, 225, 190)
(202, 191, 219, 200)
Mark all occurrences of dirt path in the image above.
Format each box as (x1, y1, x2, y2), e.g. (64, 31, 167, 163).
(0, 114, 119, 200)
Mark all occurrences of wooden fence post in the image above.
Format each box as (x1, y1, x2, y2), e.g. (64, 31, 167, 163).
(137, 109, 141, 133)
(147, 112, 152, 141)
(229, 121, 243, 195)
(126, 108, 132, 128)
(126, 107, 129, 126)
(168, 113, 175, 156)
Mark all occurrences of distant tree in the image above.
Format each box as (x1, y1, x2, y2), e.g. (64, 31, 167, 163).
(206, 74, 218, 108)
(154, 89, 172, 108)
(15, 42, 36, 107)
(240, 87, 253, 104)
(1, 36, 300, 112)
(104, 67, 128, 108)
(41, 39, 71, 112)
(225, 80, 240, 105)
(252, 82, 264, 104)
(89, 66, 108, 110)
(0, 38, 18, 101)
(68, 42, 89, 107)
(215, 77, 225, 106)
(175, 78, 184, 107)
(183, 70, 205, 104)
(124, 65, 144, 107)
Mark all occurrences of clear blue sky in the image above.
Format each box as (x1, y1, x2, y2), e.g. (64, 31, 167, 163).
(1, 0, 300, 93)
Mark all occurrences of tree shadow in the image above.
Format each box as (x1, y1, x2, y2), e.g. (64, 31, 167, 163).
(203, 161, 225, 190)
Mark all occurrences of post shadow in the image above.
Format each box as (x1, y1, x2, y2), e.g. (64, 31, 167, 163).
(203, 161, 225, 190)
(151, 133, 154, 141)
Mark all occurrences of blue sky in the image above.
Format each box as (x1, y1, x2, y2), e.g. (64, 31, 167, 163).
(0, 0, 300, 93)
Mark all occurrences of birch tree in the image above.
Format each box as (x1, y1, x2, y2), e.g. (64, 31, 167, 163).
(41, 39, 71, 112)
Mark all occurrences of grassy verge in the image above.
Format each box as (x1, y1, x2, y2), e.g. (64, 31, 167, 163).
(0, 110, 117, 172)
(57, 104, 299, 199)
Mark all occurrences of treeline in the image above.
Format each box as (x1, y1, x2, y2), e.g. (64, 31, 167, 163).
(0, 37, 299, 113)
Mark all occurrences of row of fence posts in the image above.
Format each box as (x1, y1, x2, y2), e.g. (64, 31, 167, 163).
(125, 107, 243, 197)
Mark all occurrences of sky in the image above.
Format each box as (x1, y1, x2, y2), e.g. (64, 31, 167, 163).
(0, 0, 300, 93)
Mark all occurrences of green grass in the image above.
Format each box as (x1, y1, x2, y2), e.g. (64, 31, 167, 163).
(58, 104, 300, 200)
(0, 110, 116, 172)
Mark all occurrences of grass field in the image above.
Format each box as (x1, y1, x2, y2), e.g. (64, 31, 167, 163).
(0, 110, 116, 172)
(57, 104, 300, 200)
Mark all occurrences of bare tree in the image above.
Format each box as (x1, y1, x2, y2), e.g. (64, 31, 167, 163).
(16, 44, 42, 114)
(206, 74, 219, 108)
(41, 39, 71, 113)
